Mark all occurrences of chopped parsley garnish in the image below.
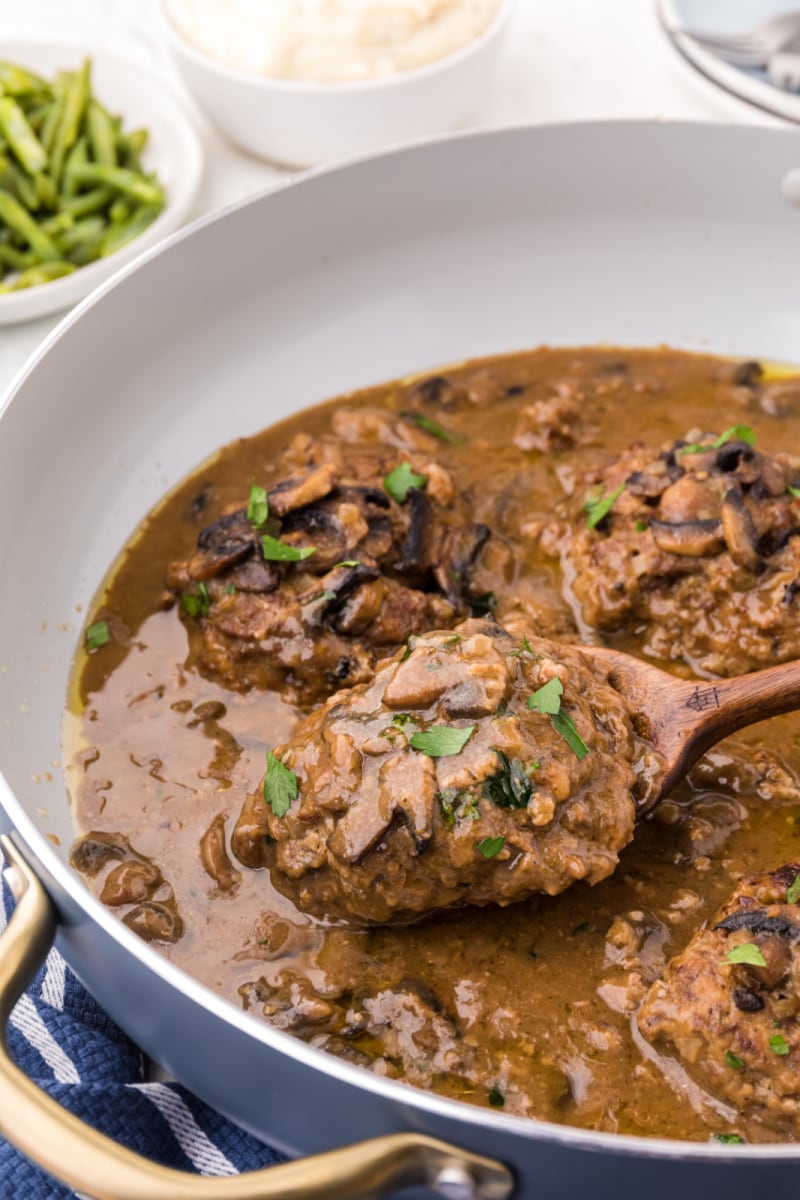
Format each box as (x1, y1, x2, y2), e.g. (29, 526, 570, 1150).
(712, 1133, 744, 1145)
(470, 591, 497, 616)
(246, 483, 269, 527)
(261, 534, 316, 562)
(585, 483, 625, 529)
(409, 724, 475, 758)
(679, 425, 756, 456)
(509, 636, 539, 659)
(305, 588, 337, 606)
(438, 788, 480, 826)
(333, 559, 361, 568)
(488, 1086, 505, 1108)
(527, 677, 589, 760)
(724, 943, 767, 968)
(401, 409, 463, 444)
(482, 750, 534, 810)
(442, 634, 461, 648)
(384, 461, 427, 503)
(85, 619, 110, 650)
(400, 635, 418, 662)
(787, 873, 800, 904)
(770, 1033, 790, 1056)
(392, 713, 417, 728)
(477, 835, 505, 858)
(551, 711, 590, 761)
(181, 581, 211, 618)
(263, 751, 297, 818)
(527, 677, 564, 715)
(725, 1050, 745, 1070)
(635, 519, 648, 533)
(788, 484, 800, 500)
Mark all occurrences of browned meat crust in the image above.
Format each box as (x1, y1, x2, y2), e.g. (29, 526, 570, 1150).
(231, 618, 659, 924)
(638, 864, 800, 1132)
(165, 417, 490, 706)
(543, 431, 800, 676)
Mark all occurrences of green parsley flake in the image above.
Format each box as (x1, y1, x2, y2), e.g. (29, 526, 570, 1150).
(384, 461, 427, 503)
(725, 1050, 745, 1070)
(85, 619, 110, 650)
(635, 519, 648, 533)
(400, 635, 418, 662)
(770, 1033, 791, 1056)
(261, 534, 316, 563)
(442, 635, 461, 649)
(333, 559, 361, 568)
(725, 943, 767, 968)
(585, 483, 625, 529)
(181, 581, 211, 618)
(438, 788, 480, 827)
(400, 409, 463, 444)
(509, 636, 539, 659)
(488, 1086, 505, 1108)
(409, 724, 475, 758)
(551, 710, 590, 761)
(263, 751, 298, 818)
(527, 677, 564, 715)
(477, 835, 505, 859)
(788, 484, 800, 500)
(787, 873, 800, 904)
(392, 713, 417, 729)
(712, 1133, 744, 1145)
(679, 425, 756, 456)
(483, 751, 534, 810)
(246, 483, 269, 527)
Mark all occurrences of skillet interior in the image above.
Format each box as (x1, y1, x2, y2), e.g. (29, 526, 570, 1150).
(2, 122, 800, 1194)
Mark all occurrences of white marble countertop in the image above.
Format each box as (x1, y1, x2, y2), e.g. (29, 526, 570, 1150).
(0, 0, 782, 396)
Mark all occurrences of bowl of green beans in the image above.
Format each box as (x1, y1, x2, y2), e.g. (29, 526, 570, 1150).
(0, 40, 203, 324)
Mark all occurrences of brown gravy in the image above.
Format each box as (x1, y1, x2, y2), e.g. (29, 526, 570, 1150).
(66, 347, 800, 1142)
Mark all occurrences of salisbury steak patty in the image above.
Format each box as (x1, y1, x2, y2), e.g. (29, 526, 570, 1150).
(165, 415, 491, 706)
(231, 618, 659, 924)
(542, 428, 800, 676)
(638, 864, 800, 1132)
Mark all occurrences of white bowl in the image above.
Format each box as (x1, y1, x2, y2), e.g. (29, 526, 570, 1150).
(160, 0, 515, 167)
(0, 37, 204, 325)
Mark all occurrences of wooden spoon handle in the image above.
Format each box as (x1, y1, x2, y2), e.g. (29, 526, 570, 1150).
(656, 658, 800, 799)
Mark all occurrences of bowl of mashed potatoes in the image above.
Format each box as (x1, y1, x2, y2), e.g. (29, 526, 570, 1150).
(161, 0, 515, 166)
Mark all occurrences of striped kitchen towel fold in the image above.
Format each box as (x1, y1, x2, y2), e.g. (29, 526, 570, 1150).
(0, 880, 284, 1200)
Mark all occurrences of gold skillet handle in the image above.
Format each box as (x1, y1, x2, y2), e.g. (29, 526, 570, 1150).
(0, 834, 514, 1200)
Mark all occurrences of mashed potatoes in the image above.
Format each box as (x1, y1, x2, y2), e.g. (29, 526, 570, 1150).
(166, 0, 504, 81)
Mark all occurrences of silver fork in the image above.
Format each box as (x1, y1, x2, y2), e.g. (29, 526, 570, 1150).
(680, 9, 800, 67)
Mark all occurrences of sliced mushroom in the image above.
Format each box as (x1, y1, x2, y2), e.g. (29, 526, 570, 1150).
(123, 901, 184, 943)
(280, 506, 348, 570)
(625, 465, 679, 499)
(69, 831, 131, 876)
(715, 441, 756, 473)
(715, 910, 800, 941)
(650, 518, 724, 557)
(100, 860, 163, 907)
(433, 523, 491, 606)
(720, 489, 761, 570)
(268, 463, 338, 517)
(228, 558, 281, 594)
(188, 509, 256, 581)
(395, 489, 433, 582)
(299, 561, 381, 625)
(200, 813, 241, 891)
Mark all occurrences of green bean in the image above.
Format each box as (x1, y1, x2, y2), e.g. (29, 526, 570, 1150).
(99, 203, 160, 257)
(108, 197, 131, 223)
(0, 243, 35, 271)
(118, 127, 147, 171)
(49, 58, 90, 185)
(24, 102, 53, 135)
(1, 163, 39, 211)
(39, 95, 62, 154)
(34, 171, 57, 210)
(59, 185, 113, 218)
(40, 210, 74, 237)
(55, 214, 104, 255)
(0, 260, 75, 292)
(68, 162, 164, 207)
(62, 134, 88, 198)
(0, 190, 60, 260)
(0, 97, 48, 174)
(86, 100, 116, 168)
(0, 62, 50, 98)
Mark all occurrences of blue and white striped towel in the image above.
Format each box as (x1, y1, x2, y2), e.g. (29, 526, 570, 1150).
(0, 879, 284, 1199)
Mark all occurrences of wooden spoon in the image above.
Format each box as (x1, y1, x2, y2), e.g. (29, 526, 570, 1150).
(581, 648, 800, 814)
